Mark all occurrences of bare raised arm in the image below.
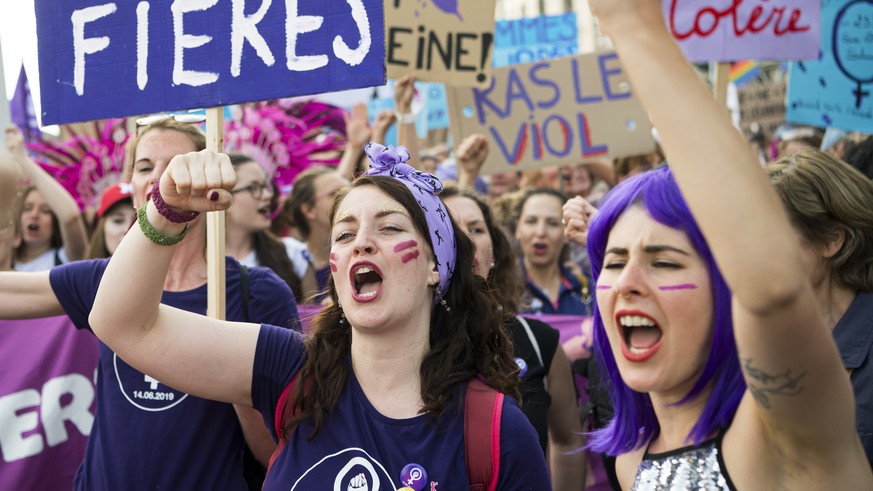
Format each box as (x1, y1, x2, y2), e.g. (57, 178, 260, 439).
(455, 134, 488, 191)
(89, 150, 258, 406)
(5, 126, 89, 261)
(394, 74, 421, 170)
(0, 271, 64, 319)
(589, 0, 859, 473)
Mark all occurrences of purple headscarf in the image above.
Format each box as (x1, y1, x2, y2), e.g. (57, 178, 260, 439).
(363, 143, 456, 298)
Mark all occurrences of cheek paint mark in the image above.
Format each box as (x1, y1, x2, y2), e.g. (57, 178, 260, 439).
(401, 250, 420, 263)
(659, 283, 698, 291)
(596, 285, 612, 290)
(330, 262, 338, 272)
(394, 240, 418, 252)
(329, 253, 338, 261)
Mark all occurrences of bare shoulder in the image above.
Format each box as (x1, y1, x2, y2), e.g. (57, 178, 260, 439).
(724, 394, 873, 490)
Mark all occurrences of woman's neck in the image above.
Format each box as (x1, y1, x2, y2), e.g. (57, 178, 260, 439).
(19, 241, 52, 263)
(225, 226, 254, 261)
(350, 319, 430, 419)
(647, 386, 712, 453)
(814, 276, 857, 331)
(525, 261, 562, 298)
(164, 221, 209, 292)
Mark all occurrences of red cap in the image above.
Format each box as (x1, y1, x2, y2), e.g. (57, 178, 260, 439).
(97, 183, 133, 218)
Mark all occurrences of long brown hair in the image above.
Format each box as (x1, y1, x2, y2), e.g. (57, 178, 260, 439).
(277, 166, 337, 240)
(768, 149, 873, 292)
(14, 186, 62, 261)
(227, 153, 304, 301)
(283, 176, 520, 439)
(440, 187, 525, 315)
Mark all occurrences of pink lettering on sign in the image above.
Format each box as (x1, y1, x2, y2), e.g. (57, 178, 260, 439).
(668, 0, 811, 41)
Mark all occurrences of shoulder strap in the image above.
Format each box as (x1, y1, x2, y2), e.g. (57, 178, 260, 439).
(267, 372, 308, 472)
(465, 378, 504, 491)
(516, 316, 547, 390)
(240, 265, 251, 322)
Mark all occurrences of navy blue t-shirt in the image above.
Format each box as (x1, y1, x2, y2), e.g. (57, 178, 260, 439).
(49, 257, 298, 491)
(252, 325, 551, 490)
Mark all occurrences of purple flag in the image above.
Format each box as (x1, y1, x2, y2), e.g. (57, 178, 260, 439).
(10, 66, 39, 142)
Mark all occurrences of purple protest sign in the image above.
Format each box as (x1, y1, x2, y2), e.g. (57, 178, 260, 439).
(0, 316, 99, 490)
(663, 0, 821, 62)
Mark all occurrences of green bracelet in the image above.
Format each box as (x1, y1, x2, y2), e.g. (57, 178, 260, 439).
(137, 204, 188, 246)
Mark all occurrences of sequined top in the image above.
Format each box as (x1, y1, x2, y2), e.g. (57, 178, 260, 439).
(631, 431, 737, 491)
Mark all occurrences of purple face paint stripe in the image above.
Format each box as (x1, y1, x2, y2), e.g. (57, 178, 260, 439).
(596, 285, 612, 290)
(659, 283, 698, 291)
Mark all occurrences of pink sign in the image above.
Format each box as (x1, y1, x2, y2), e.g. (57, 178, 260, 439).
(663, 0, 821, 62)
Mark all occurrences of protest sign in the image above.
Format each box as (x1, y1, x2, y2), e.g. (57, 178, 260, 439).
(664, 0, 821, 62)
(35, 0, 386, 125)
(787, 0, 873, 133)
(385, 0, 496, 86)
(493, 13, 578, 68)
(446, 52, 653, 175)
(422, 82, 449, 131)
(738, 80, 787, 139)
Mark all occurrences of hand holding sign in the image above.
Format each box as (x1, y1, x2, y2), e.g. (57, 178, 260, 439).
(159, 150, 237, 215)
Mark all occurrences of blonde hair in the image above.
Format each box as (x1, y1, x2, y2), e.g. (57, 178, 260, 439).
(768, 149, 873, 291)
(123, 117, 207, 181)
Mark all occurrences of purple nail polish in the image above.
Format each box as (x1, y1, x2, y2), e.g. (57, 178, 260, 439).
(210, 191, 219, 202)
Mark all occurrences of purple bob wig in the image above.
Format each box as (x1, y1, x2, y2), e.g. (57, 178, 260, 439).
(586, 167, 746, 456)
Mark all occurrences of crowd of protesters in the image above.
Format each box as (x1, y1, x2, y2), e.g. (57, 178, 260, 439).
(2, 2, 873, 489)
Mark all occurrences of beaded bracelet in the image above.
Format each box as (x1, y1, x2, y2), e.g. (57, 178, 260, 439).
(151, 180, 200, 223)
(137, 204, 188, 246)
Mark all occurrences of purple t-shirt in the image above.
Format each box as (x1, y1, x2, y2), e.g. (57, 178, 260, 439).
(0, 315, 99, 490)
(252, 325, 551, 490)
(49, 257, 298, 491)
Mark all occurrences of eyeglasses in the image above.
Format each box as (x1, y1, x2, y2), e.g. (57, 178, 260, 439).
(135, 113, 207, 126)
(231, 182, 274, 200)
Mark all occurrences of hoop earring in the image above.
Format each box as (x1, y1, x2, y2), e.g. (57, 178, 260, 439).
(435, 286, 451, 312)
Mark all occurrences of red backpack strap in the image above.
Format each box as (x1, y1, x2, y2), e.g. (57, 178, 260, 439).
(267, 372, 306, 472)
(464, 378, 504, 491)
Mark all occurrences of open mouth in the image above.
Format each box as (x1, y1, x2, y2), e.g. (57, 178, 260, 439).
(257, 205, 272, 220)
(617, 311, 663, 362)
(532, 242, 548, 255)
(351, 263, 383, 302)
(27, 224, 39, 231)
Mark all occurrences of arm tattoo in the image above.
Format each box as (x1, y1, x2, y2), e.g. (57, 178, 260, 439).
(742, 357, 807, 409)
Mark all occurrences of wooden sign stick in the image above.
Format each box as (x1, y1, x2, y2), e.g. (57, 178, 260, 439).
(205, 107, 226, 321)
(712, 61, 731, 106)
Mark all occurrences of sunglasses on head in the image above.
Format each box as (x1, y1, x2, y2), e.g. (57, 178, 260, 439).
(135, 113, 207, 127)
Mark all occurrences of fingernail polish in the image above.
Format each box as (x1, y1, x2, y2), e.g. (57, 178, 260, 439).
(210, 192, 219, 202)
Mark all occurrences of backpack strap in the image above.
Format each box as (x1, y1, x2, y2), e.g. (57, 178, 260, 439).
(516, 316, 546, 390)
(266, 371, 308, 472)
(464, 378, 504, 491)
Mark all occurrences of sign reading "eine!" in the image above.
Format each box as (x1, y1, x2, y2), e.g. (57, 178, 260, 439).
(35, 0, 386, 125)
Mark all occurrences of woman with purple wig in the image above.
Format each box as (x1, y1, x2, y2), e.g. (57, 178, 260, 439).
(573, 1, 873, 489)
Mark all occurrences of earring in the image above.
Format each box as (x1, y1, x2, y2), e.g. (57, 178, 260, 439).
(489, 262, 495, 271)
(435, 286, 451, 312)
(337, 301, 346, 325)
